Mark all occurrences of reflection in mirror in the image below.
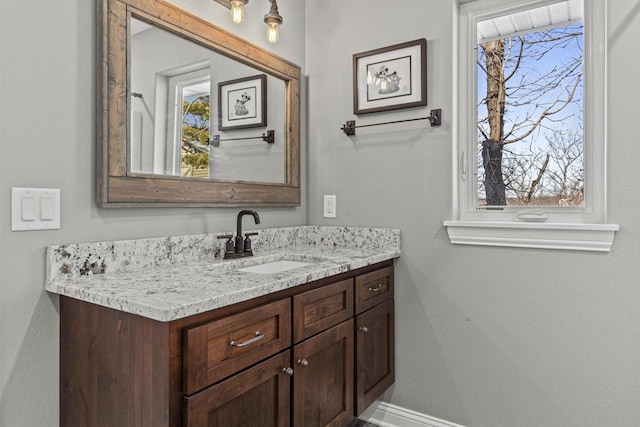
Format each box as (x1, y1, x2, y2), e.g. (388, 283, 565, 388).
(129, 17, 286, 183)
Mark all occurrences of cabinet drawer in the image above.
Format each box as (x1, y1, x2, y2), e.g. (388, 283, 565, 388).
(355, 266, 394, 314)
(183, 298, 291, 395)
(293, 278, 353, 343)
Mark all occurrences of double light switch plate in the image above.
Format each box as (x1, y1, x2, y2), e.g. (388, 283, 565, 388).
(11, 188, 61, 231)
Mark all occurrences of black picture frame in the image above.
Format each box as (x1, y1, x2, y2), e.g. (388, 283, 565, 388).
(218, 74, 267, 130)
(353, 39, 427, 115)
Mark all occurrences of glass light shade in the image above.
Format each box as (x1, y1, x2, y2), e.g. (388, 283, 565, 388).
(266, 21, 279, 43)
(230, 0, 245, 24)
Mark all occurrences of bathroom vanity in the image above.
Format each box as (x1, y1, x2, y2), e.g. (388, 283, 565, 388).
(46, 227, 400, 427)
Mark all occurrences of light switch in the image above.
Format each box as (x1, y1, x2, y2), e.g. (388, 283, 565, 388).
(40, 197, 54, 220)
(11, 188, 61, 231)
(21, 197, 36, 221)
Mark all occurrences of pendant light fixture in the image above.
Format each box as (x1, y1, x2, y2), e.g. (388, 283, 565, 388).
(229, 0, 248, 24)
(213, 0, 283, 43)
(263, 0, 283, 44)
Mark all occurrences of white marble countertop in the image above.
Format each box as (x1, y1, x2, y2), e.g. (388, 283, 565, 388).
(45, 226, 400, 322)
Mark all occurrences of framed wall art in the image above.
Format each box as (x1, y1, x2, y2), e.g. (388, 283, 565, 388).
(218, 74, 267, 130)
(353, 39, 427, 115)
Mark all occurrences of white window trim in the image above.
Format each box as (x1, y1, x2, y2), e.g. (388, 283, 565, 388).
(167, 70, 211, 175)
(151, 62, 211, 176)
(445, 0, 618, 252)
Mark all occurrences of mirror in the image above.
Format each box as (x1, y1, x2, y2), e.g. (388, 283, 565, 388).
(130, 18, 286, 183)
(97, 0, 300, 207)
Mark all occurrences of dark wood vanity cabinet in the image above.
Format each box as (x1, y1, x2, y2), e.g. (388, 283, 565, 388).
(354, 267, 395, 415)
(182, 299, 292, 427)
(292, 279, 355, 426)
(59, 261, 394, 427)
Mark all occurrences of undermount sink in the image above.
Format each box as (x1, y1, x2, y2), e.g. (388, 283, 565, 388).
(237, 260, 315, 274)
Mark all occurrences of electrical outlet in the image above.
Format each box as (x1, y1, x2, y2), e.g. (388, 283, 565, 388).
(323, 195, 336, 218)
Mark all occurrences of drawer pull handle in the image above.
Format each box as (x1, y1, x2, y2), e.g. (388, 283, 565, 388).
(368, 283, 386, 293)
(297, 358, 309, 367)
(358, 326, 369, 333)
(230, 331, 265, 348)
(282, 367, 294, 376)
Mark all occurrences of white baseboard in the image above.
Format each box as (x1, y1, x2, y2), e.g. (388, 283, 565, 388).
(358, 401, 467, 427)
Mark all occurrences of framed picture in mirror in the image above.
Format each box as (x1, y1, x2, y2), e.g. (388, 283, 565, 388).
(218, 74, 267, 130)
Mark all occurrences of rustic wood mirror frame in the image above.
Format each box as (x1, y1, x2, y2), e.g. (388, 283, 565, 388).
(96, 0, 300, 207)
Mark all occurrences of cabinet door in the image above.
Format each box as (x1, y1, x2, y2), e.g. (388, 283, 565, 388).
(293, 319, 354, 427)
(184, 351, 291, 427)
(355, 299, 395, 415)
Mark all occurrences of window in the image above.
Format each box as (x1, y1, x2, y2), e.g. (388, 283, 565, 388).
(445, 0, 618, 252)
(167, 72, 211, 178)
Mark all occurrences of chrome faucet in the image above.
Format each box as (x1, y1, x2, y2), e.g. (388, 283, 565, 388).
(217, 210, 261, 259)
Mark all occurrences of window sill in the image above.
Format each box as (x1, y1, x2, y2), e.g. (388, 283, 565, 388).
(443, 221, 619, 252)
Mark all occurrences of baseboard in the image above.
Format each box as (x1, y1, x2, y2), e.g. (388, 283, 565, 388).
(358, 401, 467, 427)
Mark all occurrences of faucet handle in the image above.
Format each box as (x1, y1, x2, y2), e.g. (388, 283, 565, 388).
(243, 232, 259, 252)
(217, 234, 235, 255)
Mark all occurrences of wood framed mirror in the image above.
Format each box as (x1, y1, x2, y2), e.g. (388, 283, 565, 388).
(96, 0, 300, 207)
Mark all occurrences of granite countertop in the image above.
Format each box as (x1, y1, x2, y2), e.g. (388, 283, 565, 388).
(45, 226, 401, 322)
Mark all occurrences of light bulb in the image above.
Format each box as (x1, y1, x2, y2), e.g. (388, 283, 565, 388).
(230, 0, 245, 24)
(266, 21, 279, 43)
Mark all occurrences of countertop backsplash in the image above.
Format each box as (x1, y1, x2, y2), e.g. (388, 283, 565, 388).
(46, 226, 401, 281)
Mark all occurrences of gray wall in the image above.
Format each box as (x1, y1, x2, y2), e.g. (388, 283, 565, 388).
(306, 0, 640, 426)
(0, 0, 305, 425)
(2, 0, 640, 426)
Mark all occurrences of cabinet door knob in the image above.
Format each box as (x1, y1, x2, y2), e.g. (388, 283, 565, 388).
(282, 367, 294, 376)
(297, 358, 309, 367)
(358, 326, 369, 333)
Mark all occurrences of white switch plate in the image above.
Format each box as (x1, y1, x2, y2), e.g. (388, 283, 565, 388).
(323, 195, 336, 218)
(11, 188, 61, 231)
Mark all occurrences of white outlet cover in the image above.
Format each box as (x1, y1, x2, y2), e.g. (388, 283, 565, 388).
(323, 195, 336, 218)
(11, 188, 61, 231)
